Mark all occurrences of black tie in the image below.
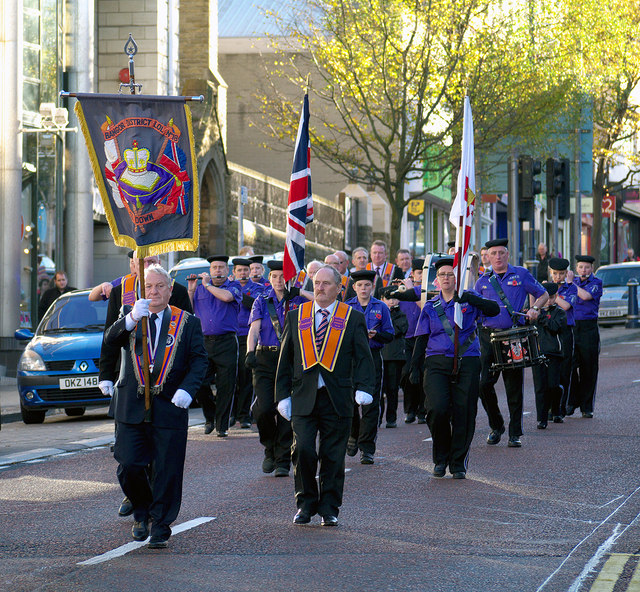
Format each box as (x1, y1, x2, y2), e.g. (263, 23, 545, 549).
(149, 313, 158, 347)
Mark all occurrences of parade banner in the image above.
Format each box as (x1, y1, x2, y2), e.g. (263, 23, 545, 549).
(74, 93, 199, 256)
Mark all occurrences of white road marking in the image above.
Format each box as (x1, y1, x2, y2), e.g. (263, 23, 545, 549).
(523, 411, 531, 416)
(598, 495, 624, 509)
(77, 517, 216, 565)
(536, 484, 640, 591)
(633, 379, 640, 383)
(617, 342, 640, 345)
(423, 437, 432, 442)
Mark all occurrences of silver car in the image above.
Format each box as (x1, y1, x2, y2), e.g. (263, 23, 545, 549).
(595, 262, 640, 325)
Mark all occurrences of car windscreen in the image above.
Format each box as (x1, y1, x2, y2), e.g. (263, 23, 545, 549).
(596, 267, 640, 288)
(39, 296, 108, 334)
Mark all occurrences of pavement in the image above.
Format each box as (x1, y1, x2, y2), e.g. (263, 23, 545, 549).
(2, 324, 639, 428)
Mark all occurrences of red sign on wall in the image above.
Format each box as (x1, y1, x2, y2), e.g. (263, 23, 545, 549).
(602, 195, 616, 217)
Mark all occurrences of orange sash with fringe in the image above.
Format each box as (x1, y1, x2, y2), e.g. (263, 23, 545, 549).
(366, 262, 395, 286)
(297, 301, 351, 372)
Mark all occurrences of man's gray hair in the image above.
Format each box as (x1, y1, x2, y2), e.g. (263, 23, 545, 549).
(352, 246, 368, 258)
(144, 264, 172, 286)
(316, 264, 341, 285)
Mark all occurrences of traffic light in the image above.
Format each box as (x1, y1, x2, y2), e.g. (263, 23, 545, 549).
(546, 157, 570, 219)
(518, 155, 542, 221)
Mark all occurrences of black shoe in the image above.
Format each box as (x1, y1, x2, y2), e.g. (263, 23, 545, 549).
(404, 413, 416, 424)
(385, 421, 397, 428)
(118, 496, 134, 517)
(216, 430, 228, 437)
(132, 519, 149, 541)
(553, 416, 564, 423)
(565, 406, 575, 416)
(293, 510, 311, 525)
(507, 437, 522, 448)
(321, 515, 338, 526)
(487, 426, 505, 445)
(346, 438, 358, 457)
(240, 421, 252, 429)
(537, 421, 547, 430)
(148, 535, 169, 549)
(274, 467, 289, 477)
(262, 457, 276, 473)
(204, 421, 215, 435)
(452, 471, 466, 479)
(433, 463, 446, 478)
(582, 412, 593, 418)
(417, 416, 427, 424)
(360, 452, 374, 465)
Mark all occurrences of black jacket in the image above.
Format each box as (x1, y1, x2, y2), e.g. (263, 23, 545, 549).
(382, 306, 409, 361)
(534, 305, 567, 357)
(103, 305, 208, 428)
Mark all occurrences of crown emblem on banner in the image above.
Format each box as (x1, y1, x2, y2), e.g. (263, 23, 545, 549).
(123, 141, 150, 173)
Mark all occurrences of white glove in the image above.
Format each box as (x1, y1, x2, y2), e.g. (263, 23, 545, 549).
(277, 397, 292, 421)
(130, 298, 152, 322)
(171, 389, 193, 409)
(98, 380, 114, 397)
(355, 390, 373, 406)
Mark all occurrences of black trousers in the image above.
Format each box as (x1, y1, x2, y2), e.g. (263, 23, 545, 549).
(252, 349, 292, 468)
(291, 387, 351, 517)
(196, 333, 238, 432)
(402, 337, 426, 418)
(114, 421, 188, 539)
(350, 348, 383, 454)
(424, 355, 480, 473)
(559, 326, 574, 415)
(532, 355, 564, 421)
(569, 319, 600, 413)
(382, 360, 404, 423)
(234, 335, 253, 423)
(479, 328, 524, 438)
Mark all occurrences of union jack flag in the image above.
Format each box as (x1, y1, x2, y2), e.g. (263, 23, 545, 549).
(283, 93, 313, 283)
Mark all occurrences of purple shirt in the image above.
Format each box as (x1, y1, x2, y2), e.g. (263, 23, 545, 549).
(399, 287, 422, 338)
(237, 280, 266, 336)
(573, 274, 603, 321)
(248, 289, 304, 346)
(415, 292, 481, 357)
(557, 282, 578, 326)
(474, 265, 546, 329)
(345, 296, 394, 350)
(193, 279, 242, 335)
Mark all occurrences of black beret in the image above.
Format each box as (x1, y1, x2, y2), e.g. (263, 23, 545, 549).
(576, 255, 595, 264)
(248, 255, 263, 264)
(350, 270, 377, 283)
(207, 255, 229, 263)
(542, 281, 558, 296)
(548, 257, 569, 271)
(412, 258, 425, 271)
(231, 257, 252, 267)
(447, 240, 456, 248)
(485, 238, 509, 249)
(267, 260, 283, 271)
(434, 258, 455, 270)
(127, 250, 135, 259)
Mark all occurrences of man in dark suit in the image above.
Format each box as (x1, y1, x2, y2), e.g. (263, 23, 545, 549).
(104, 264, 207, 549)
(275, 265, 375, 526)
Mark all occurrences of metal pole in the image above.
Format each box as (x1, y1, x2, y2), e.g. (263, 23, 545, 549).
(55, 132, 64, 271)
(626, 278, 640, 328)
(508, 152, 520, 264)
(552, 194, 559, 257)
(574, 128, 582, 258)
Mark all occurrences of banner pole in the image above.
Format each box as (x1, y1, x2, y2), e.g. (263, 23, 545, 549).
(452, 215, 464, 376)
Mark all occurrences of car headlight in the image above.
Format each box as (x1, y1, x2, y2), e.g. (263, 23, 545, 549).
(18, 350, 46, 372)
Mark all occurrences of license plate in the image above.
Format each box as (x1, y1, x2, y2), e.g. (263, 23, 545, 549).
(59, 376, 99, 389)
(599, 309, 625, 318)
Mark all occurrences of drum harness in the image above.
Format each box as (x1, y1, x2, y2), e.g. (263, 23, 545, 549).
(488, 274, 523, 326)
(266, 297, 284, 345)
(433, 299, 476, 382)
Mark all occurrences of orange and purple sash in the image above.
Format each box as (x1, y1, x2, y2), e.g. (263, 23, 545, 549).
(293, 270, 307, 289)
(340, 275, 349, 301)
(131, 305, 187, 394)
(298, 301, 351, 372)
(366, 262, 395, 287)
(122, 274, 138, 306)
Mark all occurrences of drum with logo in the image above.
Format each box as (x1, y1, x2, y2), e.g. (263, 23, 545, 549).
(489, 325, 545, 371)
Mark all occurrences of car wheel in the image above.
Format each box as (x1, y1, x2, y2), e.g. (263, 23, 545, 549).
(21, 404, 46, 424)
(64, 407, 86, 417)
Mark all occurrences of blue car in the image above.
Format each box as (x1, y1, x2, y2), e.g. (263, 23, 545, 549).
(15, 290, 110, 424)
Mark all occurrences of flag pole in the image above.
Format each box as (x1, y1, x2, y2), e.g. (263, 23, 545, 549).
(123, 33, 152, 418)
(452, 220, 463, 377)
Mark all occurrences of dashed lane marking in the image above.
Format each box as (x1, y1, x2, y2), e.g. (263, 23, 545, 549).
(77, 517, 215, 565)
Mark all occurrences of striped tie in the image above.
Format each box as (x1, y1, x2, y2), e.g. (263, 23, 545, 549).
(315, 309, 330, 353)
